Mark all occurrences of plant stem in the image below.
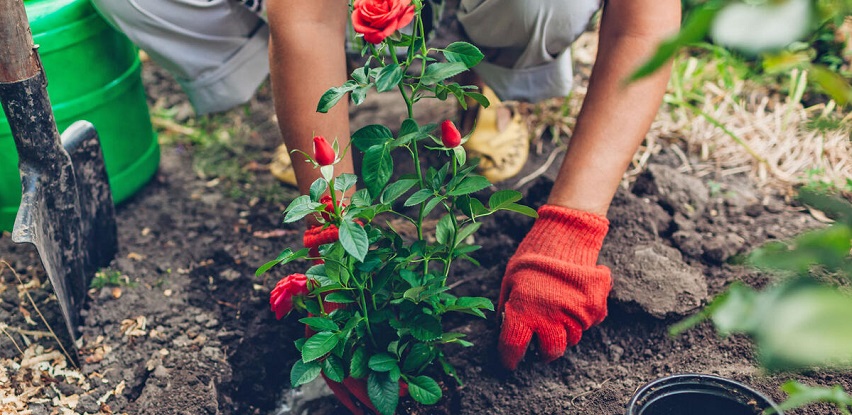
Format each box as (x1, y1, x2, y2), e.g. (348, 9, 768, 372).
(328, 177, 342, 218)
(442, 156, 459, 280)
(358, 286, 376, 345)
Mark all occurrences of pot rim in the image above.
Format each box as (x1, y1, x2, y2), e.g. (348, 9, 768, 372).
(625, 373, 784, 415)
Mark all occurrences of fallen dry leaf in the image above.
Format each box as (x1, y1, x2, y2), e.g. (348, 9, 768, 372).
(127, 252, 145, 261)
(252, 229, 299, 239)
(119, 316, 148, 338)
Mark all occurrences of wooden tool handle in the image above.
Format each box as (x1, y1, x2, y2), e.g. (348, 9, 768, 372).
(0, 0, 40, 82)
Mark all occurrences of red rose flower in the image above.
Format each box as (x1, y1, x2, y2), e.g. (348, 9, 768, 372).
(351, 0, 415, 44)
(313, 136, 336, 166)
(441, 120, 462, 148)
(270, 274, 309, 319)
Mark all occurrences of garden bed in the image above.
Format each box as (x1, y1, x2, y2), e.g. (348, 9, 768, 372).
(1, 56, 850, 415)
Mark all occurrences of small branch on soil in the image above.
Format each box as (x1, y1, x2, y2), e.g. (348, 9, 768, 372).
(513, 147, 565, 188)
(570, 378, 611, 405)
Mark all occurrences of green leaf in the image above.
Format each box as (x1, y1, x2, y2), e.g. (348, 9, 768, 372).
(405, 189, 433, 207)
(299, 317, 339, 332)
(407, 375, 442, 405)
(368, 353, 398, 372)
(457, 297, 495, 311)
(392, 118, 426, 148)
(290, 359, 322, 387)
(453, 146, 466, 166)
(423, 197, 444, 217)
(454, 223, 481, 247)
(339, 220, 369, 262)
(381, 179, 418, 205)
(748, 225, 852, 276)
(284, 195, 323, 223)
(420, 62, 469, 84)
(375, 64, 404, 92)
(255, 249, 291, 276)
(255, 248, 310, 276)
(489, 190, 523, 210)
(322, 355, 345, 383)
(448, 175, 491, 196)
(443, 42, 484, 68)
(350, 346, 369, 379)
(351, 66, 369, 84)
(302, 332, 340, 363)
(325, 291, 356, 304)
(320, 165, 335, 182)
(309, 179, 328, 202)
(778, 381, 852, 414)
(464, 91, 490, 108)
(403, 286, 427, 302)
(436, 215, 455, 246)
(447, 297, 494, 318)
(499, 203, 538, 218)
(334, 174, 358, 194)
(810, 64, 852, 106)
(756, 284, 852, 369)
(351, 84, 369, 105)
(410, 314, 442, 342)
(709, 283, 761, 336)
(398, 118, 419, 136)
(368, 372, 399, 415)
(798, 189, 852, 225)
(402, 343, 434, 373)
(629, 2, 722, 82)
(317, 81, 358, 113)
(441, 332, 467, 343)
(352, 125, 394, 151)
(351, 188, 373, 207)
(362, 145, 393, 199)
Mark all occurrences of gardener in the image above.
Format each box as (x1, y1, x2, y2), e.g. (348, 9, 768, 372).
(92, 0, 679, 376)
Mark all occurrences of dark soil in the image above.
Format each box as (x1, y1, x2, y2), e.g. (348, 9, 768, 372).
(1, 59, 850, 415)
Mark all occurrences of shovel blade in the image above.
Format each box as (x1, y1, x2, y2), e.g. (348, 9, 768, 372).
(61, 121, 117, 279)
(3, 73, 117, 352)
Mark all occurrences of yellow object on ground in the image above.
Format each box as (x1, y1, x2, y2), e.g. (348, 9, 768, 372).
(463, 86, 530, 183)
(269, 144, 298, 186)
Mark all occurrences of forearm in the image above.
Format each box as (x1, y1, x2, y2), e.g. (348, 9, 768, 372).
(548, 0, 681, 215)
(267, 0, 354, 195)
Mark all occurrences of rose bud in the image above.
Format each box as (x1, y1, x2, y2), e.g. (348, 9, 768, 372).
(313, 136, 336, 166)
(270, 274, 309, 319)
(319, 195, 337, 222)
(441, 120, 462, 148)
(351, 0, 415, 44)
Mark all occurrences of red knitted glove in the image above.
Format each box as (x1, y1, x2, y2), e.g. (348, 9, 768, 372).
(498, 204, 612, 370)
(304, 224, 340, 261)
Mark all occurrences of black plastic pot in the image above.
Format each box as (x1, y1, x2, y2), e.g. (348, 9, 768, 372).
(625, 374, 784, 415)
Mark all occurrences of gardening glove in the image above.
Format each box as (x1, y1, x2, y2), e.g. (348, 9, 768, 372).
(498, 204, 612, 370)
(303, 224, 340, 261)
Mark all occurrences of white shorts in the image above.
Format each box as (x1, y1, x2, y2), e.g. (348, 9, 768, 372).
(92, 0, 600, 114)
(91, 0, 270, 115)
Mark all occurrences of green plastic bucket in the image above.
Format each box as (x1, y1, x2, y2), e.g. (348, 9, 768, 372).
(0, 0, 159, 231)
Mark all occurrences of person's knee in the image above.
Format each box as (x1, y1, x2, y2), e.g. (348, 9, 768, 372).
(459, 0, 600, 51)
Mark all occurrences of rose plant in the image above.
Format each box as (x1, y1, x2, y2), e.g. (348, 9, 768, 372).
(256, 1, 537, 414)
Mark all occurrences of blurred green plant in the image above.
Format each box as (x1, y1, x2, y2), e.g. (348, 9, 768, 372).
(90, 269, 135, 289)
(634, 0, 852, 105)
(671, 189, 852, 413)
